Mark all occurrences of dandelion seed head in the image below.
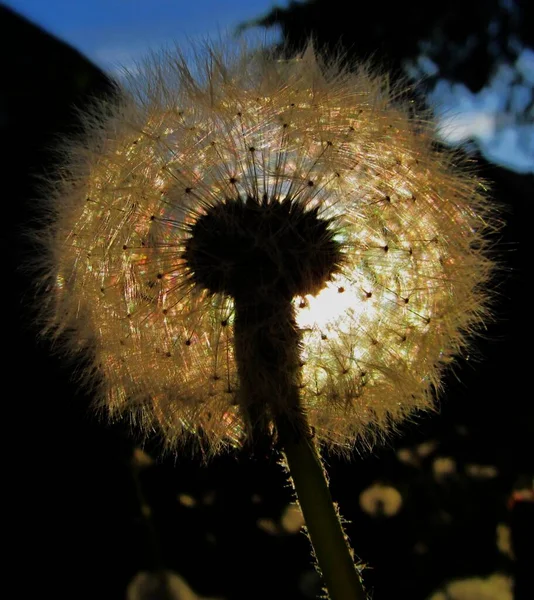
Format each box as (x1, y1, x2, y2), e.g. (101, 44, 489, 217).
(359, 482, 403, 517)
(39, 41, 496, 457)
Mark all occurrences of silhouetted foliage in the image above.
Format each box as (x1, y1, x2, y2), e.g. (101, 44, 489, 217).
(249, 0, 533, 90)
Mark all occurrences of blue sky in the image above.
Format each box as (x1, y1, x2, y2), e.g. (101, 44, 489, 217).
(5, 0, 282, 70)
(5, 0, 533, 173)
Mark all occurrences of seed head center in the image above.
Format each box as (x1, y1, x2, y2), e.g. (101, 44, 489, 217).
(183, 195, 343, 300)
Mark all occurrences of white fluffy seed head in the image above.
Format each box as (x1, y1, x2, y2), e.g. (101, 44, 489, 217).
(36, 41, 497, 458)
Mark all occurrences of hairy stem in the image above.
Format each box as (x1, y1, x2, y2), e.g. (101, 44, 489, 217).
(233, 295, 366, 600)
(277, 414, 367, 600)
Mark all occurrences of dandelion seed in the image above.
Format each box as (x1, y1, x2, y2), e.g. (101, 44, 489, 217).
(38, 41, 495, 458)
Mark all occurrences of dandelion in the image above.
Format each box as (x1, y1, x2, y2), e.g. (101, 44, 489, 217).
(40, 42, 493, 454)
(38, 40, 496, 600)
(127, 570, 220, 600)
(433, 456, 457, 481)
(359, 482, 403, 517)
(427, 573, 513, 600)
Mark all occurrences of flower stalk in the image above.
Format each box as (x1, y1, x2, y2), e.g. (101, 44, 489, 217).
(279, 418, 366, 600)
(233, 295, 366, 599)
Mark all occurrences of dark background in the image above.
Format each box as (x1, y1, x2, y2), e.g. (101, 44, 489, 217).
(3, 2, 533, 599)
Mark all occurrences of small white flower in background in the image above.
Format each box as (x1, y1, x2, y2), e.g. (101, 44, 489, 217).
(465, 464, 499, 479)
(416, 440, 439, 458)
(127, 570, 221, 600)
(427, 573, 513, 600)
(432, 456, 457, 480)
(257, 503, 305, 535)
(131, 447, 155, 469)
(496, 523, 514, 559)
(397, 439, 439, 466)
(281, 503, 305, 533)
(396, 447, 418, 466)
(38, 40, 496, 457)
(178, 493, 197, 507)
(359, 482, 403, 517)
(257, 517, 279, 535)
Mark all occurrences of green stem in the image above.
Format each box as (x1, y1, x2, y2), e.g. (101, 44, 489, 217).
(233, 296, 367, 600)
(278, 416, 367, 600)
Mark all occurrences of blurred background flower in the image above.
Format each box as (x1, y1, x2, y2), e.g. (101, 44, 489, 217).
(427, 572, 513, 600)
(359, 482, 403, 517)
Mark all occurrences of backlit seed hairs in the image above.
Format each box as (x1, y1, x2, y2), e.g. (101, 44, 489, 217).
(39, 42, 495, 457)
